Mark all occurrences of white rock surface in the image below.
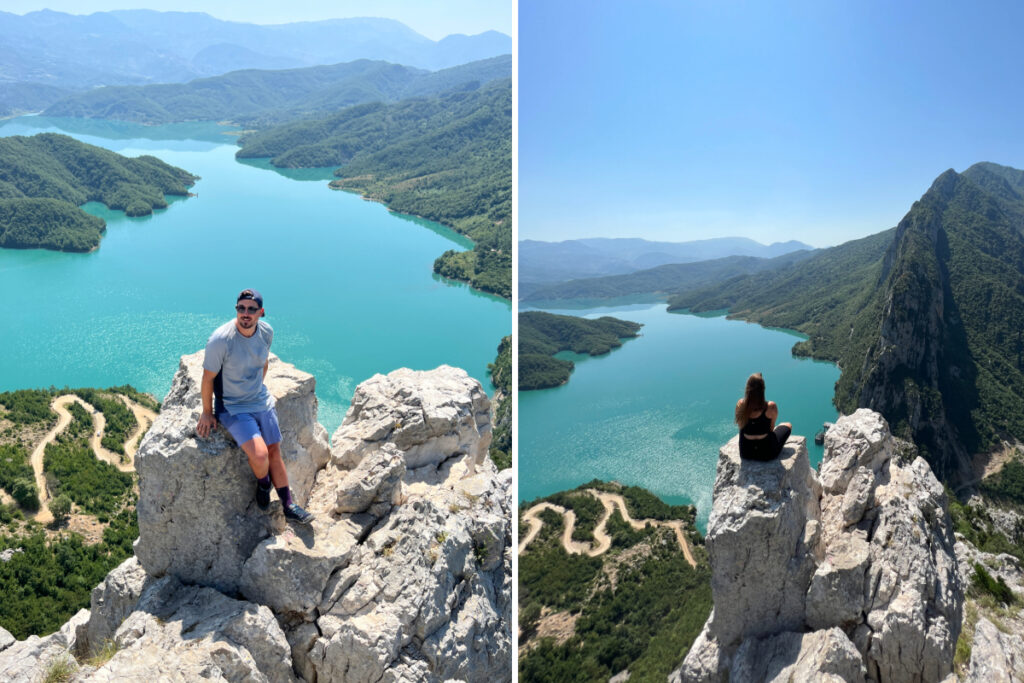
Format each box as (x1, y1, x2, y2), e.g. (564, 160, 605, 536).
(673, 409, 963, 683)
(134, 352, 330, 594)
(965, 617, 1024, 683)
(0, 358, 510, 682)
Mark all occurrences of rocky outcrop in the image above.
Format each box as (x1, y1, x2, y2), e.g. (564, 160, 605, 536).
(0, 357, 510, 682)
(671, 409, 963, 683)
(964, 617, 1024, 682)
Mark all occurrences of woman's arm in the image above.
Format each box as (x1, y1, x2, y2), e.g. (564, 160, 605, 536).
(767, 401, 778, 431)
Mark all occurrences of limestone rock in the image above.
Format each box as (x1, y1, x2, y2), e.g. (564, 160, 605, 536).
(134, 351, 329, 594)
(84, 575, 295, 682)
(0, 626, 13, 653)
(331, 366, 491, 471)
(703, 435, 820, 647)
(965, 617, 1024, 683)
(672, 410, 963, 683)
(0, 360, 510, 683)
(0, 634, 74, 683)
(730, 628, 866, 683)
(75, 556, 150, 659)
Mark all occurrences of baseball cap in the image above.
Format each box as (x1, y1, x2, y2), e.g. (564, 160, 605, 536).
(237, 288, 263, 309)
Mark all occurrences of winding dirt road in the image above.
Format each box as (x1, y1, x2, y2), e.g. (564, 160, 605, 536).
(519, 489, 697, 567)
(27, 394, 150, 523)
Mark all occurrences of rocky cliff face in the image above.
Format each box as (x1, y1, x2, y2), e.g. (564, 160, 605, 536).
(0, 354, 511, 682)
(671, 410, 963, 683)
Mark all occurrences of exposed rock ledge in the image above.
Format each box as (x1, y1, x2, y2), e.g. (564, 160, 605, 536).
(670, 409, 963, 683)
(0, 353, 511, 682)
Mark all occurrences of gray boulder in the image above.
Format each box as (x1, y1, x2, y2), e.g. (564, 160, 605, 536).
(134, 351, 330, 594)
(965, 617, 1024, 682)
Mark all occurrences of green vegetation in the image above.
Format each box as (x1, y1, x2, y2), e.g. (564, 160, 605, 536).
(519, 483, 710, 682)
(108, 385, 160, 412)
(0, 444, 39, 511)
(45, 56, 511, 127)
(0, 388, 57, 425)
(971, 561, 1016, 605)
(73, 389, 137, 455)
(670, 162, 1024, 478)
(0, 133, 196, 251)
(48, 495, 73, 525)
(239, 82, 511, 298)
(979, 456, 1024, 505)
(545, 491, 604, 544)
(519, 311, 642, 390)
(43, 440, 133, 516)
(488, 336, 511, 470)
(0, 506, 138, 639)
(949, 492, 1024, 562)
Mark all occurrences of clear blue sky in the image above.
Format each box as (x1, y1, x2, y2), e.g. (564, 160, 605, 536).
(4, 1, 512, 40)
(520, 1, 1024, 247)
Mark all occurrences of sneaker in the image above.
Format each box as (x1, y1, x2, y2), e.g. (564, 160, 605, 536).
(283, 502, 314, 525)
(256, 483, 271, 510)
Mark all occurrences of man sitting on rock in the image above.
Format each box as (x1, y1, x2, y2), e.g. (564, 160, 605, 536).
(195, 288, 313, 524)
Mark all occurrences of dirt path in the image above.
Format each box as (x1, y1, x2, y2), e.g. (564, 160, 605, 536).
(27, 394, 146, 523)
(519, 489, 697, 567)
(955, 444, 1022, 496)
(119, 394, 157, 465)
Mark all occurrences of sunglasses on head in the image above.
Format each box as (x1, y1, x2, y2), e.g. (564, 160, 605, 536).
(235, 304, 260, 314)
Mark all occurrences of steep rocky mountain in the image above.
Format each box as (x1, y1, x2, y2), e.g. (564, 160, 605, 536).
(670, 163, 1024, 482)
(0, 355, 511, 681)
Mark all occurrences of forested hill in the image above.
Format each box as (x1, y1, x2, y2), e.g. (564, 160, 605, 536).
(523, 250, 813, 302)
(0, 133, 196, 252)
(238, 81, 512, 298)
(670, 162, 1024, 482)
(519, 311, 642, 390)
(42, 55, 511, 127)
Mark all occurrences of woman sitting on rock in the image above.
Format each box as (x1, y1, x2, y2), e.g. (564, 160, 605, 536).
(736, 372, 792, 461)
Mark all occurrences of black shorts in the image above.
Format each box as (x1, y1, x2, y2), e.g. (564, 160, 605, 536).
(739, 425, 792, 461)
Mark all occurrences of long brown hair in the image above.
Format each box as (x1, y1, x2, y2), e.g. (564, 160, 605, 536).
(735, 373, 767, 428)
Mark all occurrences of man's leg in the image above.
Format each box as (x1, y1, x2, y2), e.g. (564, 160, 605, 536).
(267, 442, 288, 488)
(240, 436, 270, 479)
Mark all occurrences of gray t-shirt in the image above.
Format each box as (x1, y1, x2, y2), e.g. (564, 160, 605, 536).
(203, 319, 275, 415)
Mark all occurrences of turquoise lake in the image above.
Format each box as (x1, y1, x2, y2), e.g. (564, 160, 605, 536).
(518, 301, 841, 531)
(0, 116, 511, 433)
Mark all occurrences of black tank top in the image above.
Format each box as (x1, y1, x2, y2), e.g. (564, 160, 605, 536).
(741, 409, 771, 436)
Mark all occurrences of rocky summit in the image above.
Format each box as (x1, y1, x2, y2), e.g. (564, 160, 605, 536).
(671, 409, 963, 683)
(0, 353, 511, 682)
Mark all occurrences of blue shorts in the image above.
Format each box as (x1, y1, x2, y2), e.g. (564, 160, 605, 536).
(218, 408, 282, 448)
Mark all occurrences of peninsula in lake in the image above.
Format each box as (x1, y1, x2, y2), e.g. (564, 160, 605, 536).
(519, 311, 642, 390)
(0, 133, 196, 251)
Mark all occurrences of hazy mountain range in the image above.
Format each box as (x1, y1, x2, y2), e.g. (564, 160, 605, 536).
(0, 9, 510, 115)
(519, 236, 813, 296)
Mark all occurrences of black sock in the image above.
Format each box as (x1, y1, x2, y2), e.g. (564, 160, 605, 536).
(276, 486, 292, 507)
(257, 475, 271, 490)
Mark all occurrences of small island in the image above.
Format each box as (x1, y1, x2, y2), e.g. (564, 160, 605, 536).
(519, 311, 642, 390)
(0, 133, 197, 252)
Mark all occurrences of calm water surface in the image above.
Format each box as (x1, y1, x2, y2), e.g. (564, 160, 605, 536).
(518, 301, 840, 530)
(0, 116, 511, 433)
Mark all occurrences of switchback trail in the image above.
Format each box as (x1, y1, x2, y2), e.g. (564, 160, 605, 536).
(519, 489, 697, 567)
(28, 393, 149, 523)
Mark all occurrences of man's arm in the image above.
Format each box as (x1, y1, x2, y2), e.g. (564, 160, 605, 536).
(197, 369, 219, 438)
(262, 359, 269, 381)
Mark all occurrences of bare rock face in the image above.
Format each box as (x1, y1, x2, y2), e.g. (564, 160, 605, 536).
(704, 435, 820, 646)
(134, 351, 330, 594)
(965, 617, 1024, 682)
(673, 409, 963, 683)
(0, 359, 510, 682)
